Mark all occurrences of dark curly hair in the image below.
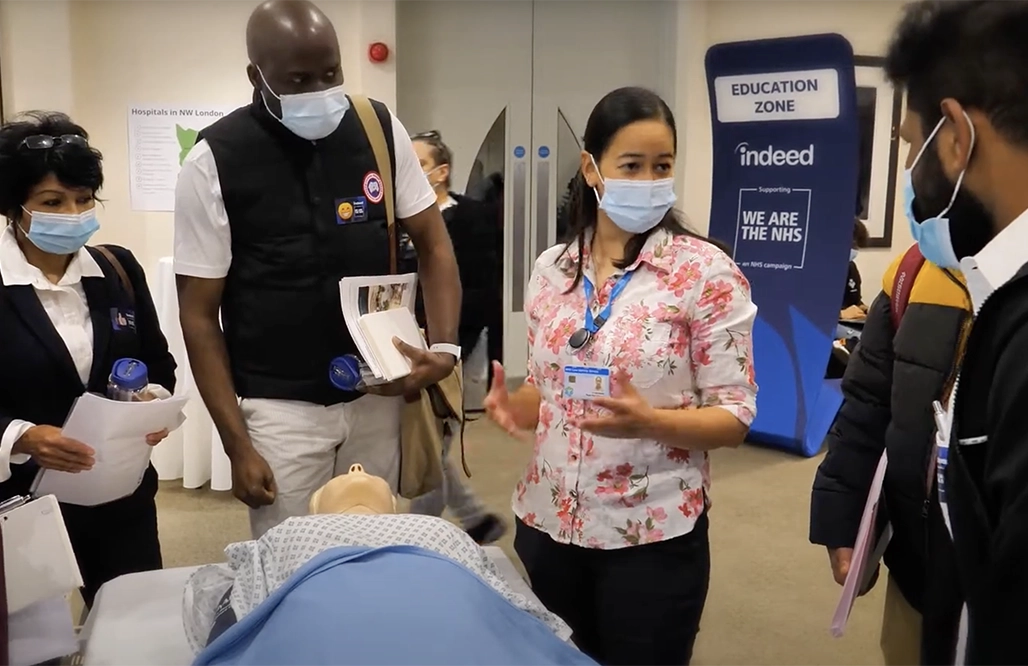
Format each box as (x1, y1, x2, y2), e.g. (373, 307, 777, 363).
(884, 1, 1028, 146)
(0, 111, 104, 223)
(559, 87, 722, 291)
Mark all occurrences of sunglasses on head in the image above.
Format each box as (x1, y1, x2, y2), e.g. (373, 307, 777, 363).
(19, 134, 89, 150)
(411, 130, 442, 142)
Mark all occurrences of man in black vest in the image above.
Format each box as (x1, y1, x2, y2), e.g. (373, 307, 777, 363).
(174, 0, 461, 537)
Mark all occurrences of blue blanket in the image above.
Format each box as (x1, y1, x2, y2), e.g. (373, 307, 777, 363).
(193, 545, 595, 666)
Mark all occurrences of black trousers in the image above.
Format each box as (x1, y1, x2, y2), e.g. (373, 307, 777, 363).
(60, 464, 163, 607)
(459, 316, 503, 388)
(515, 514, 710, 666)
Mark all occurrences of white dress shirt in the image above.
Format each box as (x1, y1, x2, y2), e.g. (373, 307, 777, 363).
(959, 208, 1028, 312)
(0, 226, 169, 483)
(173, 109, 437, 279)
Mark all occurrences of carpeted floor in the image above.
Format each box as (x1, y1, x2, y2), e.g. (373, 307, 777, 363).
(154, 418, 886, 665)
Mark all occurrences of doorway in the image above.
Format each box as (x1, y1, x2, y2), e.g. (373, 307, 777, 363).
(397, 0, 676, 379)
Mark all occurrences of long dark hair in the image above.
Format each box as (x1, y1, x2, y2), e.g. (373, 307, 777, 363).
(559, 87, 719, 291)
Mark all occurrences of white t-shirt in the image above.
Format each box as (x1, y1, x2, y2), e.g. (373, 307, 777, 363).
(173, 109, 436, 280)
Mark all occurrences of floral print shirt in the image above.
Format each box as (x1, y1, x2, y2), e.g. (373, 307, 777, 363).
(512, 229, 758, 549)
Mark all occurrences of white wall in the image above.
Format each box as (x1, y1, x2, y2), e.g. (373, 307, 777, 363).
(674, 0, 911, 303)
(0, 0, 396, 271)
(1, 0, 908, 301)
(0, 0, 75, 114)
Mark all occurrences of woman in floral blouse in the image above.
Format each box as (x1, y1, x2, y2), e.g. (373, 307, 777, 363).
(484, 87, 758, 666)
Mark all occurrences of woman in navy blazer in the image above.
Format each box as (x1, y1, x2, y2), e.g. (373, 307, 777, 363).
(0, 111, 177, 607)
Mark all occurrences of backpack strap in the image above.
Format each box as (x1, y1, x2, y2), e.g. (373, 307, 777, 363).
(93, 245, 136, 305)
(891, 244, 926, 330)
(350, 95, 397, 274)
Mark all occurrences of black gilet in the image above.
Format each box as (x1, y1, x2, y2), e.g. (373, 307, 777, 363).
(197, 94, 397, 406)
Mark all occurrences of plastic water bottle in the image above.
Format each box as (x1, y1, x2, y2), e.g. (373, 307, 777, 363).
(108, 358, 148, 402)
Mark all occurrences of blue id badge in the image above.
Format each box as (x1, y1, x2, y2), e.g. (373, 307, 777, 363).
(111, 307, 136, 331)
(563, 366, 611, 399)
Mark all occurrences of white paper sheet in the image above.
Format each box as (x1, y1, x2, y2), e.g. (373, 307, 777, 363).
(8, 595, 79, 666)
(34, 393, 189, 506)
(2, 495, 83, 613)
(360, 308, 427, 381)
(830, 450, 890, 637)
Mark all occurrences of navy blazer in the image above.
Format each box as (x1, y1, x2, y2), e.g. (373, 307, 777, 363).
(0, 245, 177, 497)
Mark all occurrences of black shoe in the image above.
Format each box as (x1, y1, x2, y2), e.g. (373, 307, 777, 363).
(466, 513, 507, 545)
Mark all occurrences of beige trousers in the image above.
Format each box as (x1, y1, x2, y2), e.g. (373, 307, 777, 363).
(240, 394, 402, 538)
(880, 575, 923, 666)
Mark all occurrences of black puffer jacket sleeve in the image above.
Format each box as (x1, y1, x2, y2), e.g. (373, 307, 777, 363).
(810, 291, 894, 548)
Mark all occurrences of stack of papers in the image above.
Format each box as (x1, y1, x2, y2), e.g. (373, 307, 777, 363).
(339, 274, 427, 382)
(33, 393, 189, 506)
(830, 450, 892, 637)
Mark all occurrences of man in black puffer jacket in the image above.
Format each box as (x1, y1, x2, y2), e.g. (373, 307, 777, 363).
(810, 246, 971, 665)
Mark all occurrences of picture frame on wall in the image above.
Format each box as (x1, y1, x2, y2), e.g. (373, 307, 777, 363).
(854, 55, 903, 249)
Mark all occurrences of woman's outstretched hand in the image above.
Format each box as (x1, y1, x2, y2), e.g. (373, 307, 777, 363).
(574, 371, 655, 439)
(483, 362, 533, 440)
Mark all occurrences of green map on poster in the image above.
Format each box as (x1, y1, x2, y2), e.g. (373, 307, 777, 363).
(176, 124, 199, 165)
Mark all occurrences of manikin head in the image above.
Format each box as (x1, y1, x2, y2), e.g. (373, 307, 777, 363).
(309, 464, 398, 515)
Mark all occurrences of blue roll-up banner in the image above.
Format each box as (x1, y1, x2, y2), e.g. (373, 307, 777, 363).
(705, 34, 859, 457)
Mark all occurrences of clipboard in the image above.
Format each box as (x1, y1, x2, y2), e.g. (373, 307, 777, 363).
(830, 450, 890, 637)
(0, 494, 83, 613)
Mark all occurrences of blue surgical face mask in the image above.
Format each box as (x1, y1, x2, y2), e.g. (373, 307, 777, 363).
(20, 207, 100, 255)
(849, 248, 858, 263)
(590, 156, 677, 234)
(256, 65, 349, 141)
(903, 112, 976, 269)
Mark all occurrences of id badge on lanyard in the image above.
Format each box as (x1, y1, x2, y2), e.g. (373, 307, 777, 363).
(932, 399, 954, 538)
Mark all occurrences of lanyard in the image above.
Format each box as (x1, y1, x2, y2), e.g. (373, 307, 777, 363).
(583, 271, 633, 333)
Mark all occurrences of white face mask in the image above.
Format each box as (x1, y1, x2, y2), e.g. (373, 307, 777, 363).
(424, 165, 447, 190)
(256, 65, 349, 141)
(590, 155, 676, 234)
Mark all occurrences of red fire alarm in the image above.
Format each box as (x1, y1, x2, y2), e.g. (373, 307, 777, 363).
(368, 42, 390, 64)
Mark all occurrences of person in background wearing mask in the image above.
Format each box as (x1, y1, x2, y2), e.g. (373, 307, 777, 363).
(831, 218, 871, 365)
(174, 0, 462, 539)
(883, 1, 1028, 662)
(406, 130, 506, 544)
(841, 218, 869, 322)
(0, 111, 177, 608)
(485, 87, 757, 665)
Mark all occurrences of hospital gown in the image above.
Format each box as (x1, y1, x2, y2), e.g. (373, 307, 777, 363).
(183, 513, 572, 654)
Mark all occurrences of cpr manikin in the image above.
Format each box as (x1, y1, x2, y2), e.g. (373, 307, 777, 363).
(308, 464, 397, 516)
(186, 465, 581, 665)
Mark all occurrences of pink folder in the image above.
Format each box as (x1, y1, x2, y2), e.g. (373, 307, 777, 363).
(830, 450, 892, 637)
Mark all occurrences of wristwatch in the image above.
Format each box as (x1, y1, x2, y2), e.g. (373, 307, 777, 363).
(429, 343, 461, 360)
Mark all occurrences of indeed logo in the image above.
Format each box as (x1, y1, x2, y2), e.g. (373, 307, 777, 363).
(735, 142, 815, 167)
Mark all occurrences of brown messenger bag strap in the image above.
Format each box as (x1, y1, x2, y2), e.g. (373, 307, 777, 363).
(350, 95, 397, 274)
(93, 245, 136, 304)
